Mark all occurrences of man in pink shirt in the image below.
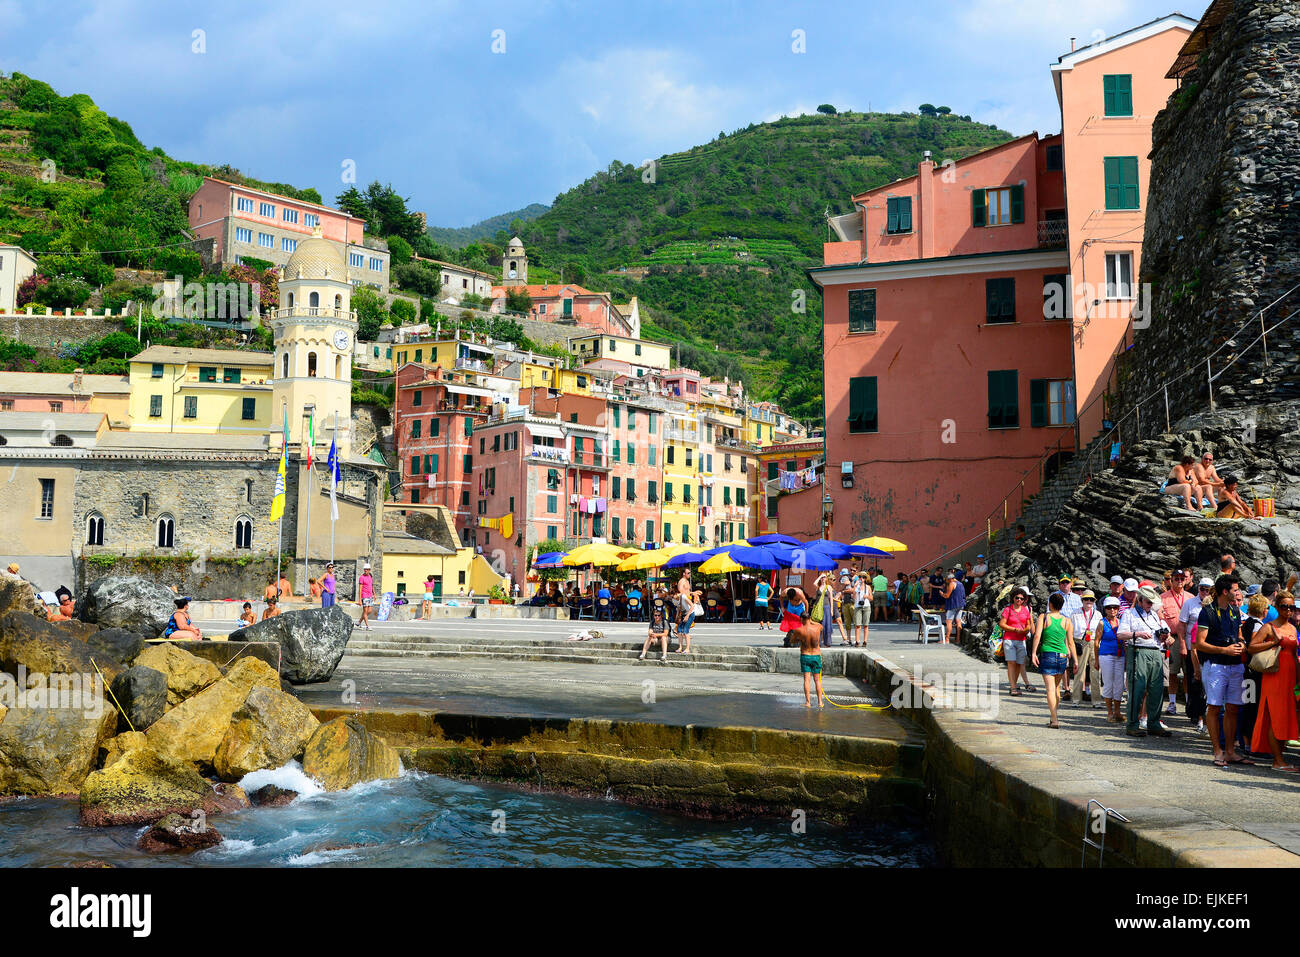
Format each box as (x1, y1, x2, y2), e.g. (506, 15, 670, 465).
(1159, 569, 1190, 717)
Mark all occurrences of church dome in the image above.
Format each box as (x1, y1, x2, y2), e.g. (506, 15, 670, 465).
(284, 234, 348, 281)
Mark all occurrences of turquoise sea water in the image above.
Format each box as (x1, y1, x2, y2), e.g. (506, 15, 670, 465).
(0, 764, 933, 868)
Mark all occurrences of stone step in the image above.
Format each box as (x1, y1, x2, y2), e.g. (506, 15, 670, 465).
(342, 647, 762, 671)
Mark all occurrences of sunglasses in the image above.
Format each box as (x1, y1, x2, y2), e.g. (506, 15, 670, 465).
(1281, 605, 1298, 612)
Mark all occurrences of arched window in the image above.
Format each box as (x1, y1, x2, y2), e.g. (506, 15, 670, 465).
(287, 291, 295, 308)
(334, 294, 342, 312)
(139, 492, 150, 518)
(234, 517, 253, 550)
(86, 513, 105, 546)
(335, 355, 342, 378)
(309, 291, 320, 308)
(244, 479, 254, 505)
(156, 514, 175, 549)
(307, 352, 317, 377)
(52, 434, 72, 447)
(282, 353, 289, 378)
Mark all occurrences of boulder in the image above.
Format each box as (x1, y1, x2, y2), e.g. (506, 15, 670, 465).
(99, 730, 148, 769)
(135, 643, 221, 707)
(86, 628, 147, 667)
(0, 571, 39, 620)
(250, 784, 298, 807)
(0, 695, 118, 796)
(137, 812, 222, 854)
(108, 666, 168, 732)
(230, 607, 352, 684)
(301, 715, 403, 791)
(144, 658, 281, 768)
(79, 745, 246, 827)
(0, 611, 122, 684)
(75, 576, 175, 631)
(213, 685, 320, 781)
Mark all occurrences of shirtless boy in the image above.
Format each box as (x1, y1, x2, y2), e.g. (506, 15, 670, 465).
(792, 618, 826, 708)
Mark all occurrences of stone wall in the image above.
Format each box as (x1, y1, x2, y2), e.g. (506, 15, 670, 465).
(1128, 0, 1300, 418)
(77, 554, 280, 602)
(0, 315, 120, 350)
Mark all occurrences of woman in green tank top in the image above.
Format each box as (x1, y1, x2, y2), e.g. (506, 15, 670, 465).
(1032, 592, 1077, 729)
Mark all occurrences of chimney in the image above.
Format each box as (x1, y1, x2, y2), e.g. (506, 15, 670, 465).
(73, 368, 84, 393)
(918, 151, 936, 260)
(1070, 37, 1076, 51)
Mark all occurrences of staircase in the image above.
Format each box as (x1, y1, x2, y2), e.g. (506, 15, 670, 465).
(343, 634, 764, 672)
(988, 429, 1114, 565)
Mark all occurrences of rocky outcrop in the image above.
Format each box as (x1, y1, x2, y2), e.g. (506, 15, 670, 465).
(85, 628, 147, 667)
(144, 658, 282, 768)
(134, 643, 221, 707)
(301, 716, 402, 791)
(0, 612, 122, 683)
(137, 812, 222, 854)
(0, 697, 118, 796)
(0, 572, 39, 619)
(109, 666, 168, 733)
(99, 730, 147, 769)
(79, 745, 248, 827)
(250, 784, 298, 807)
(213, 685, 320, 781)
(229, 607, 352, 684)
(75, 576, 175, 631)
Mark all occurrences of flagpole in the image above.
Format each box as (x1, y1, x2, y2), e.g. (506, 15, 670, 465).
(304, 457, 313, 595)
(331, 410, 337, 566)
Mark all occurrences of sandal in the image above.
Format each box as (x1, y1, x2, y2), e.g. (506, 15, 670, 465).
(1213, 757, 1228, 767)
(1273, 764, 1300, 773)
(1227, 756, 1256, 765)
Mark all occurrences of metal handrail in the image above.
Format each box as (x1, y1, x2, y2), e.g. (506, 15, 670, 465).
(976, 280, 1300, 563)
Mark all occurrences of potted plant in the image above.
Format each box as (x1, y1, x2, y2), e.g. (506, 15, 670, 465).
(488, 584, 508, 604)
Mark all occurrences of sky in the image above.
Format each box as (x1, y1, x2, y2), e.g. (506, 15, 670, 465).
(0, 0, 1209, 228)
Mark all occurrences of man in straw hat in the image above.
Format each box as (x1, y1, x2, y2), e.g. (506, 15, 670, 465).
(1118, 584, 1175, 737)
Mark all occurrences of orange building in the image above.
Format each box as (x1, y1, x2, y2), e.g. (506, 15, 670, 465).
(1051, 14, 1196, 439)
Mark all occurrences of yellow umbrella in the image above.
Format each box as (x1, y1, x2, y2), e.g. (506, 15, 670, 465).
(617, 544, 690, 571)
(563, 542, 639, 567)
(851, 536, 908, 553)
(699, 552, 744, 574)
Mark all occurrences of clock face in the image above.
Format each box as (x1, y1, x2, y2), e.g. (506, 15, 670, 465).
(334, 330, 350, 350)
(507, 269, 517, 279)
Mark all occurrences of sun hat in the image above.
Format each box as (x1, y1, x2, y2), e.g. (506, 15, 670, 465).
(363, 562, 371, 570)
(1245, 583, 1261, 596)
(1072, 577, 1086, 587)
(1102, 596, 1120, 608)
(1137, 586, 1161, 604)
(1198, 577, 1214, 588)
(1081, 590, 1096, 599)
(1123, 577, 1139, 591)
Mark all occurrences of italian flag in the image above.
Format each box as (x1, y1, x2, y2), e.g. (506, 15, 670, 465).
(306, 412, 315, 468)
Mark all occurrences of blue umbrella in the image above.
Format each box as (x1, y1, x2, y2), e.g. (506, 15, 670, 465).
(770, 545, 838, 571)
(533, 551, 568, 567)
(748, 533, 801, 546)
(721, 545, 782, 570)
(802, 539, 892, 560)
(664, 551, 709, 568)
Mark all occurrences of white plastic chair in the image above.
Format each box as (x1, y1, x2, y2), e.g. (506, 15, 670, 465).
(918, 608, 944, 644)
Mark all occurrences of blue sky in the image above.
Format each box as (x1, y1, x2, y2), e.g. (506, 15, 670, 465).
(1, 0, 1207, 227)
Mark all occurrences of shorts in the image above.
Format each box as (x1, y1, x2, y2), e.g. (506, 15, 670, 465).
(363, 598, 375, 607)
(873, 594, 888, 611)
(677, 614, 695, 636)
(1168, 641, 1183, 672)
(423, 593, 434, 601)
(1203, 661, 1245, 707)
(945, 609, 963, 622)
(1038, 651, 1068, 676)
(841, 602, 856, 627)
(1002, 638, 1027, 664)
(800, 654, 822, 674)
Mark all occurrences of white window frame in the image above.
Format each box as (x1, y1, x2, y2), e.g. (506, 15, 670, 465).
(1047, 380, 1076, 426)
(259, 202, 275, 217)
(235, 226, 252, 244)
(1105, 252, 1135, 300)
(986, 187, 1013, 226)
(237, 197, 255, 213)
(258, 233, 273, 248)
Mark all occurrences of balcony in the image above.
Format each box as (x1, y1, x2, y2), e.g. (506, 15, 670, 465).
(665, 428, 698, 443)
(455, 356, 491, 373)
(528, 446, 570, 464)
(1038, 220, 1067, 249)
(273, 306, 356, 322)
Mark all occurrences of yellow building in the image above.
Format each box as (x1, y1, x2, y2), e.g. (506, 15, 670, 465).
(745, 402, 779, 447)
(518, 361, 594, 396)
(391, 337, 494, 373)
(128, 346, 273, 435)
(380, 507, 506, 598)
(568, 333, 671, 374)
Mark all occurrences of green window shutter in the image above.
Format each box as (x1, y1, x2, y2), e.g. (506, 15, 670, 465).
(886, 198, 899, 233)
(411, 455, 420, 475)
(1121, 157, 1139, 209)
(1118, 75, 1133, 115)
(988, 371, 1019, 429)
(463, 454, 472, 472)
(848, 376, 878, 433)
(613, 406, 620, 428)
(431, 417, 440, 437)
(1010, 184, 1025, 224)
(723, 487, 731, 505)
(627, 443, 635, 465)
(767, 462, 778, 480)
(464, 416, 473, 437)
(1103, 74, 1116, 115)
(898, 197, 912, 232)
(612, 476, 621, 498)
(424, 454, 432, 474)
(431, 453, 439, 474)
(972, 188, 987, 227)
(1030, 379, 1048, 428)
(412, 420, 421, 438)
(613, 439, 620, 462)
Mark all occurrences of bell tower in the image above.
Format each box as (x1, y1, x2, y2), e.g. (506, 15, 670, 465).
(270, 227, 358, 458)
(503, 236, 527, 287)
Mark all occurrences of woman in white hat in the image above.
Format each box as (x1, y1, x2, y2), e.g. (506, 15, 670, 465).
(1098, 596, 1127, 722)
(358, 562, 375, 631)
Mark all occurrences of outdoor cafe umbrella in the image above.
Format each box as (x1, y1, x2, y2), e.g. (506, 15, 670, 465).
(851, 535, 909, 553)
(715, 545, 782, 571)
(802, 539, 891, 561)
(532, 551, 569, 567)
(664, 551, 709, 569)
(617, 544, 690, 572)
(562, 542, 639, 567)
(767, 544, 838, 571)
(698, 552, 746, 575)
(747, 533, 801, 546)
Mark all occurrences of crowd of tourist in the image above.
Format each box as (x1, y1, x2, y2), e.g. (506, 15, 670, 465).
(991, 555, 1300, 770)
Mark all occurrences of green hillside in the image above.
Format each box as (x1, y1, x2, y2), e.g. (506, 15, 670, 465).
(509, 110, 1015, 425)
(426, 203, 549, 248)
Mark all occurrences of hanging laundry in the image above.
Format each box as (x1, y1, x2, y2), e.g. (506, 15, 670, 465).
(578, 495, 588, 512)
(500, 513, 513, 539)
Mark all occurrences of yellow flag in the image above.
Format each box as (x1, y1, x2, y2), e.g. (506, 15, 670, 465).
(269, 450, 286, 522)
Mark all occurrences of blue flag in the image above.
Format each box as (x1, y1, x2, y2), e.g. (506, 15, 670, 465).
(328, 436, 340, 521)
